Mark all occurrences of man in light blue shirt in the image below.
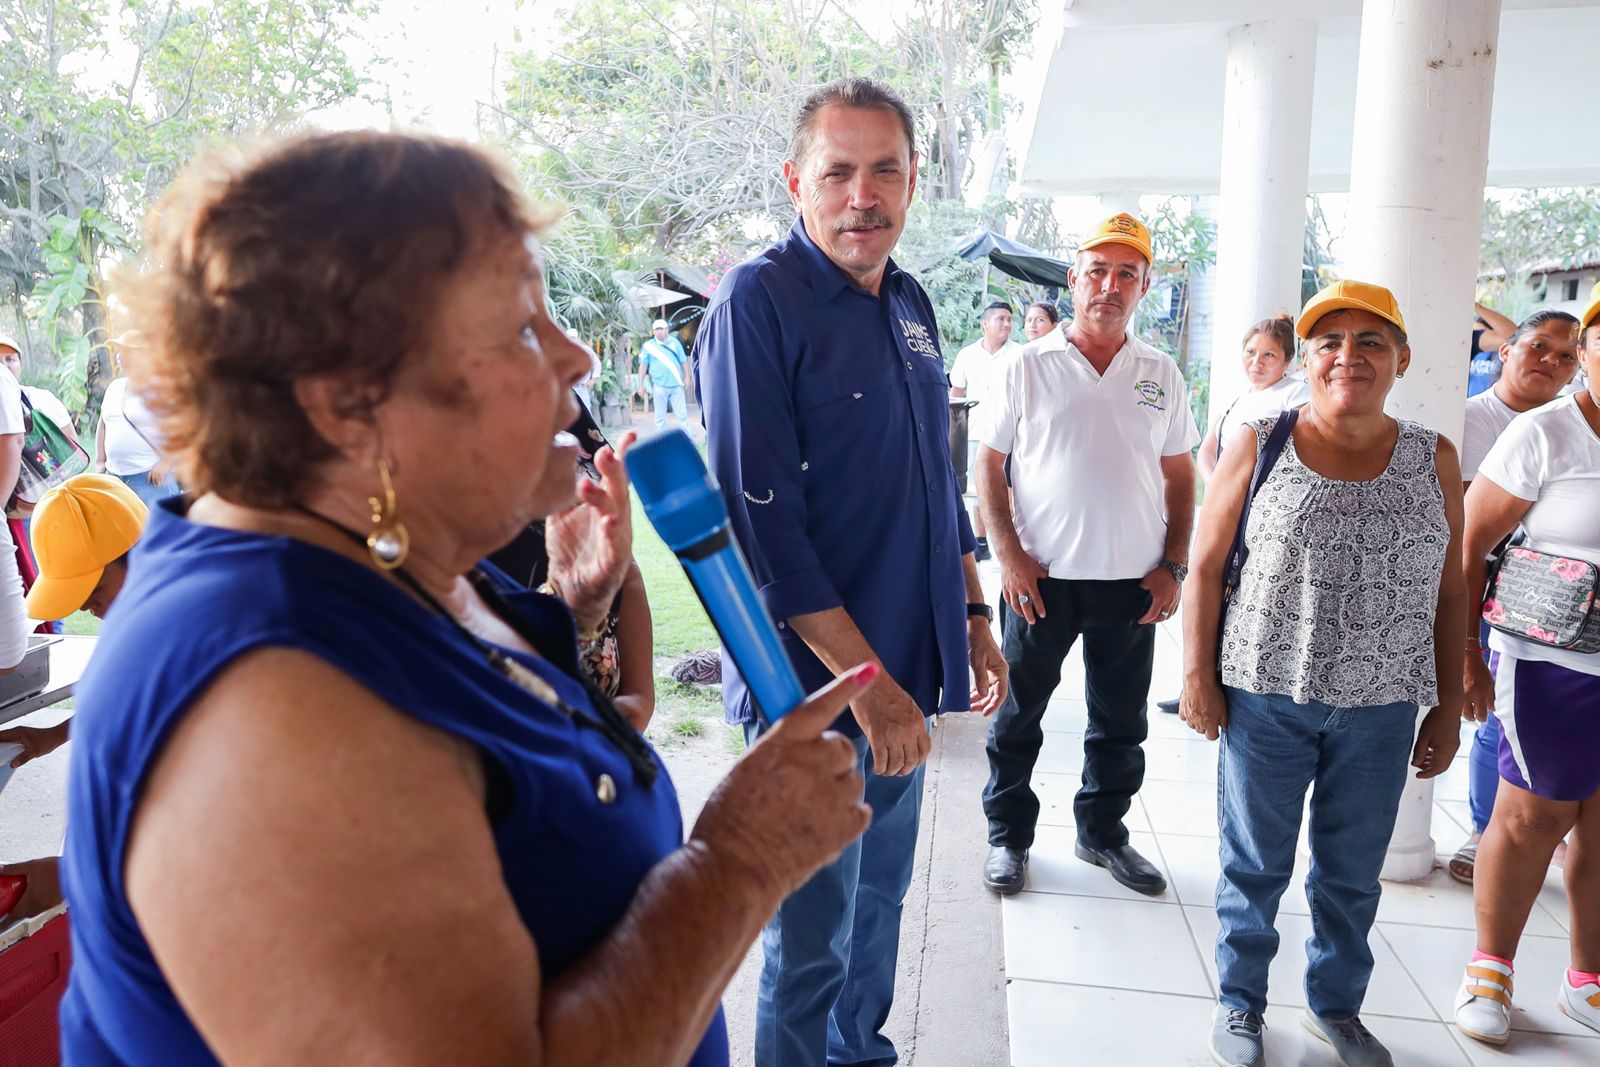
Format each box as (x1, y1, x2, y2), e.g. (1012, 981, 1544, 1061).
(640, 318, 690, 432)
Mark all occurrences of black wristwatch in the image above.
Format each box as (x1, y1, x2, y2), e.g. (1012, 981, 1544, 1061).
(967, 602, 994, 621)
(1161, 559, 1189, 583)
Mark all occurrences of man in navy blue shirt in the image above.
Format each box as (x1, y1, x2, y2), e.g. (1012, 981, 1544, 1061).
(696, 77, 1007, 1066)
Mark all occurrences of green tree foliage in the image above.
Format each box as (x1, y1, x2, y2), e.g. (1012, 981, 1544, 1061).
(0, 0, 369, 422)
(1477, 188, 1600, 321)
(490, 0, 1038, 359)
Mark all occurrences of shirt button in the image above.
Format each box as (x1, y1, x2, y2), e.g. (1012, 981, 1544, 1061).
(918, 421, 925, 431)
(934, 543, 942, 554)
(595, 773, 617, 805)
(905, 361, 913, 370)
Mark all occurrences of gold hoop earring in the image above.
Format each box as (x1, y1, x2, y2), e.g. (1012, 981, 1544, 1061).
(367, 458, 410, 570)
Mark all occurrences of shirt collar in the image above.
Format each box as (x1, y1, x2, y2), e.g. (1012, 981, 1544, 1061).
(788, 216, 904, 302)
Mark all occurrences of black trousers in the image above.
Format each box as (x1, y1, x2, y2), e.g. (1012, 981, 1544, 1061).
(983, 577, 1155, 851)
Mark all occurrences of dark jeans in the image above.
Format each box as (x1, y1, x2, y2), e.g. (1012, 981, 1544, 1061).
(983, 577, 1155, 851)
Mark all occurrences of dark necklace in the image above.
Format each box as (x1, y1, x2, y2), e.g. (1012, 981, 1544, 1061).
(292, 506, 658, 788)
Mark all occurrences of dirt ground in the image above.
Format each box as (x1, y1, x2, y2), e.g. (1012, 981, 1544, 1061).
(646, 695, 1010, 1067)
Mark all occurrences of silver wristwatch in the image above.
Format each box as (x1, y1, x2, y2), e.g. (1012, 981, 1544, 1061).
(1161, 559, 1189, 583)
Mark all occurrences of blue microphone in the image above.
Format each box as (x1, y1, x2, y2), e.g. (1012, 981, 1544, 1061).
(626, 430, 806, 722)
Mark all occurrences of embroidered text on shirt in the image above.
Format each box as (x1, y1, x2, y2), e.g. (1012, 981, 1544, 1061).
(898, 318, 940, 360)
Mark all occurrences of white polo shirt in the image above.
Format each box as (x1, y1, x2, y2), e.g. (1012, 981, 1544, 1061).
(949, 338, 1022, 438)
(983, 328, 1200, 580)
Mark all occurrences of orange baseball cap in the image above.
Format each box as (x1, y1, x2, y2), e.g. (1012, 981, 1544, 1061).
(1079, 213, 1153, 265)
(1295, 280, 1408, 340)
(1579, 280, 1600, 332)
(26, 474, 148, 620)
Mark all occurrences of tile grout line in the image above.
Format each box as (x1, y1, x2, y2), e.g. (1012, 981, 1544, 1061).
(1145, 799, 1221, 1003)
(1373, 921, 1448, 1025)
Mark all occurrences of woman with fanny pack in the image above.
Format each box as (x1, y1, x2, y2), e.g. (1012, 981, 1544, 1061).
(1453, 290, 1600, 1045)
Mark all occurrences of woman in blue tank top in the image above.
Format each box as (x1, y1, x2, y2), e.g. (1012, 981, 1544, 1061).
(59, 131, 876, 1066)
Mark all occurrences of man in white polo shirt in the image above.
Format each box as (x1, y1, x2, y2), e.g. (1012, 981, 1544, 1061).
(949, 301, 1022, 561)
(975, 213, 1199, 896)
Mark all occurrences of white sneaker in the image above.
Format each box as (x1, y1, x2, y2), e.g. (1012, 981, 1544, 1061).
(1454, 959, 1514, 1045)
(1556, 972, 1600, 1035)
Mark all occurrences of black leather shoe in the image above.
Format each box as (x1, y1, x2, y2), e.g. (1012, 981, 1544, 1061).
(983, 845, 1027, 895)
(1074, 841, 1167, 895)
(1156, 697, 1181, 714)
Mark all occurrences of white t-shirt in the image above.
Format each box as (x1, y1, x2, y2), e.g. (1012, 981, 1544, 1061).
(1477, 395, 1600, 676)
(1460, 388, 1520, 482)
(1209, 375, 1310, 460)
(984, 329, 1201, 580)
(0, 369, 25, 438)
(950, 339, 1021, 438)
(101, 377, 163, 476)
(0, 371, 25, 670)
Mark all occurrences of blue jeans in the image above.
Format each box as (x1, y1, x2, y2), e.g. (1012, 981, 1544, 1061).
(115, 470, 180, 508)
(1215, 687, 1416, 1019)
(652, 384, 688, 430)
(743, 724, 925, 1066)
(1467, 713, 1503, 833)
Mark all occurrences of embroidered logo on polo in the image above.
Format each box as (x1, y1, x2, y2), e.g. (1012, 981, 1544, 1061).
(1133, 379, 1167, 411)
(898, 318, 941, 361)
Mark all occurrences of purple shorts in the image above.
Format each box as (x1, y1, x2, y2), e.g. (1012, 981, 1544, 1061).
(1491, 651, 1600, 802)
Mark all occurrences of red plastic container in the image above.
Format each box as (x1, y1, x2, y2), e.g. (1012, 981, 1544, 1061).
(0, 913, 70, 1067)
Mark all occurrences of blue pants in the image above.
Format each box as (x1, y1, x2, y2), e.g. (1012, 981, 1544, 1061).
(743, 724, 925, 1066)
(1467, 713, 1503, 833)
(652, 384, 688, 430)
(115, 470, 180, 508)
(1215, 688, 1416, 1019)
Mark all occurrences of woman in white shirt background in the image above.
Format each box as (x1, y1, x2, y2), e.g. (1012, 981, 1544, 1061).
(1447, 309, 1581, 885)
(0, 336, 39, 668)
(96, 347, 178, 508)
(1196, 313, 1311, 483)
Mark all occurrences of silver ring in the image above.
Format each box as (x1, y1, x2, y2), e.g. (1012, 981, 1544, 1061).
(1018, 594, 1032, 605)
(1159, 610, 1172, 617)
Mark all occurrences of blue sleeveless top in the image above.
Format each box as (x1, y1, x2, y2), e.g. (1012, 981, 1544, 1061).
(59, 502, 729, 1065)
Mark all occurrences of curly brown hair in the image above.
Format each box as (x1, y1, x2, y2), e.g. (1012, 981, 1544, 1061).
(118, 130, 552, 507)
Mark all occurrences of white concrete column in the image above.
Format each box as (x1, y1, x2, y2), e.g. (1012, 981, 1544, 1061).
(1207, 20, 1317, 412)
(1343, 0, 1502, 882)
(1097, 190, 1142, 218)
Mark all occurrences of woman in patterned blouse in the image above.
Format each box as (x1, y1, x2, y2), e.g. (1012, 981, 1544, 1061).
(1178, 281, 1467, 1067)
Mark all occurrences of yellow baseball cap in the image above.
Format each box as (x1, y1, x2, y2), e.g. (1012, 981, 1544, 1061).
(26, 474, 148, 620)
(1079, 213, 1153, 264)
(1295, 279, 1408, 340)
(1579, 281, 1600, 332)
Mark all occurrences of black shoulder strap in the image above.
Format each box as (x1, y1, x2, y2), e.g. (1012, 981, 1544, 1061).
(1214, 395, 1241, 463)
(1222, 408, 1298, 596)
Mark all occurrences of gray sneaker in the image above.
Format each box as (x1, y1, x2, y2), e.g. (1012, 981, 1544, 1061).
(1209, 1005, 1266, 1067)
(1301, 1010, 1393, 1067)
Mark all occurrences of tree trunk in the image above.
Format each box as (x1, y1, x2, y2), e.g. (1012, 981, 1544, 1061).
(79, 289, 111, 434)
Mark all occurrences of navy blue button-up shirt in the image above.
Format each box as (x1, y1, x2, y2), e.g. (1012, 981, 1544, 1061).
(695, 217, 975, 734)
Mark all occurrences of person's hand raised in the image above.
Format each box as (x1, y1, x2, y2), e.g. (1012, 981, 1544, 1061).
(545, 432, 636, 631)
(691, 665, 877, 900)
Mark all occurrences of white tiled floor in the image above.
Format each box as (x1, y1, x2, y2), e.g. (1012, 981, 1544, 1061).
(995, 617, 1598, 1066)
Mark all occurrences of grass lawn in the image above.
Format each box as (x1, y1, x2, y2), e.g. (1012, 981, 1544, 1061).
(629, 491, 718, 658)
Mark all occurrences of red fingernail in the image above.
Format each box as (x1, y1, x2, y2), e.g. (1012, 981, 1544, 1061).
(856, 664, 879, 685)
